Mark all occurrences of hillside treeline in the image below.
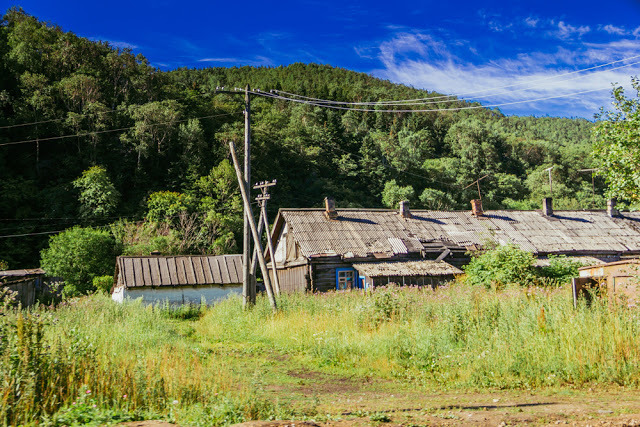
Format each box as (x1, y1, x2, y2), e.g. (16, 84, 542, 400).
(0, 8, 601, 267)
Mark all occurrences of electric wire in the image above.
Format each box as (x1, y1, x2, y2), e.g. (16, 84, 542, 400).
(270, 58, 640, 106)
(272, 54, 640, 105)
(251, 86, 611, 113)
(0, 111, 243, 147)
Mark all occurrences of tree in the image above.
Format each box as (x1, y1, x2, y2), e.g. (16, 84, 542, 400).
(73, 166, 120, 219)
(592, 78, 640, 206)
(40, 226, 118, 296)
(381, 179, 415, 209)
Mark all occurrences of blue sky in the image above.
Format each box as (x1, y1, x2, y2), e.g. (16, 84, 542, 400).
(4, 0, 640, 118)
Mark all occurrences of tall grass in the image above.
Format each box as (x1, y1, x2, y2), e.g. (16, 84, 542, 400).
(3, 284, 640, 425)
(199, 283, 640, 389)
(0, 296, 287, 426)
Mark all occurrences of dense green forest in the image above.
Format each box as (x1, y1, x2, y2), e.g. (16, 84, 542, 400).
(0, 8, 603, 269)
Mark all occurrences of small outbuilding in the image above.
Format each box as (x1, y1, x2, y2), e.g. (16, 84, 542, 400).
(576, 259, 640, 307)
(112, 255, 242, 305)
(0, 268, 45, 307)
(351, 260, 463, 289)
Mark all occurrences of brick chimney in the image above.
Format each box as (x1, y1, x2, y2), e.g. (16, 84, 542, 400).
(542, 197, 553, 216)
(399, 200, 412, 218)
(607, 198, 619, 217)
(324, 197, 338, 220)
(471, 199, 483, 216)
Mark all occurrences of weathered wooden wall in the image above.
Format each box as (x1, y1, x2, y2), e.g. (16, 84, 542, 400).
(4, 279, 36, 307)
(269, 264, 308, 293)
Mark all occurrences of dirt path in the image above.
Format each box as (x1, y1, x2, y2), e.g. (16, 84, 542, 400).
(256, 368, 640, 426)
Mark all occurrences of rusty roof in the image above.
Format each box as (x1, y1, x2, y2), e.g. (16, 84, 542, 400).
(116, 255, 242, 288)
(273, 209, 640, 258)
(352, 260, 463, 277)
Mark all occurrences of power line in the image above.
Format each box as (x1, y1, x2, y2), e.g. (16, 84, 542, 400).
(0, 230, 65, 239)
(272, 54, 640, 105)
(0, 111, 243, 147)
(252, 86, 612, 113)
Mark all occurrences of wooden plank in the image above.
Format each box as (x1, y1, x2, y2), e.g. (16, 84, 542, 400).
(176, 257, 187, 285)
(167, 258, 178, 286)
(159, 258, 172, 286)
(149, 257, 161, 287)
(184, 257, 197, 284)
(141, 258, 152, 287)
(202, 257, 214, 284)
(210, 258, 223, 283)
(123, 258, 135, 287)
(219, 256, 232, 284)
(193, 257, 206, 285)
(230, 256, 242, 283)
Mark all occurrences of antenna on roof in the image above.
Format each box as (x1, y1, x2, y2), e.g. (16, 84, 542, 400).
(544, 166, 554, 197)
(578, 168, 600, 209)
(464, 174, 489, 202)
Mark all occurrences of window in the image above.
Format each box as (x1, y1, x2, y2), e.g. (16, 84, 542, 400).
(336, 268, 355, 290)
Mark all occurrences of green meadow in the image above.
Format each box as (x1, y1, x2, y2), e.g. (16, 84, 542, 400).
(2, 283, 640, 425)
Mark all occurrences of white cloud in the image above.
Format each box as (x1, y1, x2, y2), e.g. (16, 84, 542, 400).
(372, 32, 640, 118)
(524, 17, 539, 28)
(198, 57, 239, 63)
(553, 21, 591, 39)
(601, 24, 627, 35)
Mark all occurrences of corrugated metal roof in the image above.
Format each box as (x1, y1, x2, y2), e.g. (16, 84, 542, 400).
(0, 268, 45, 278)
(353, 260, 463, 277)
(278, 209, 640, 258)
(116, 255, 242, 288)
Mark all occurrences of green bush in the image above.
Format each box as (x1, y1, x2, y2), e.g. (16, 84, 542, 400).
(540, 255, 584, 285)
(92, 275, 114, 294)
(464, 244, 537, 288)
(0, 260, 7, 271)
(40, 227, 118, 296)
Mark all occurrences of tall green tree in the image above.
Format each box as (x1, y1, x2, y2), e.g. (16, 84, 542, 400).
(73, 166, 120, 219)
(592, 78, 640, 206)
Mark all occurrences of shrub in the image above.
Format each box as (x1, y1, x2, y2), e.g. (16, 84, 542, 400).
(464, 244, 537, 288)
(540, 255, 584, 285)
(92, 275, 114, 294)
(40, 227, 118, 296)
(0, 260, 7, 271)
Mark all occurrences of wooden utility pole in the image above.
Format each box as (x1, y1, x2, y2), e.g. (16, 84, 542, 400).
(464, 174, 489, 201)
(254, 180, 281, 296)
(229, 141, 277, 312)
(215, 85, 255, 308)
(243, 85, 252, 308)
(545, 166, 554, 197)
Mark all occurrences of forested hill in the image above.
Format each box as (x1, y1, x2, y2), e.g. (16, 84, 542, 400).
(0, 8, 599, 268)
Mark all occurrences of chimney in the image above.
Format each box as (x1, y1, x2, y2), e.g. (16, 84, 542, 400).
(399, 200, 412, 218)
(607, 198, 619, 217)
(470, 199, 483, 216)
(542, 197, 553, 216)
(324, 197, 338, 220)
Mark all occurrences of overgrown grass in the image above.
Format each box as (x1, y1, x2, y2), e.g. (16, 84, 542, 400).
(3, 284, 640, 425)
(199, 283, 640, 390)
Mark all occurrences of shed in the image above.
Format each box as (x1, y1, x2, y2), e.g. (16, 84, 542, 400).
(352, 260, 463, 288)
(577, 259, 640, 307)
(112, 255, 242, 305)
(0, 268, 44, 307)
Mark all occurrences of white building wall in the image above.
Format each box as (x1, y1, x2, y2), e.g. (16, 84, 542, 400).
(113, 285, 242, 305)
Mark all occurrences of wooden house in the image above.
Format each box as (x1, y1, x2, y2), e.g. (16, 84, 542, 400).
(0, 268, 44, 307)
(112, 254, 242, 305)
(267, 198, 640, 293)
